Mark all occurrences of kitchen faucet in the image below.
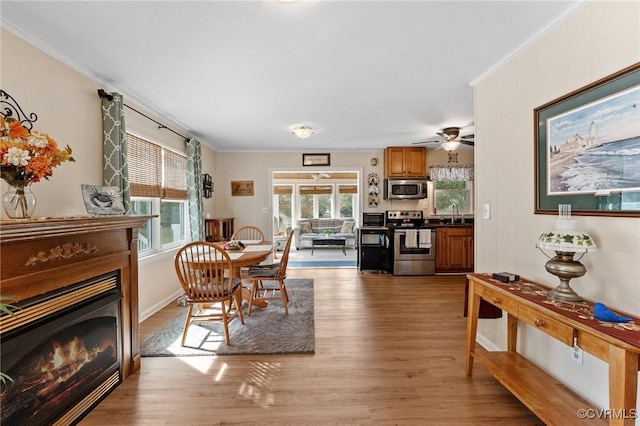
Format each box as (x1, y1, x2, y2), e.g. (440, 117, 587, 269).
(450, 203, 459, 224)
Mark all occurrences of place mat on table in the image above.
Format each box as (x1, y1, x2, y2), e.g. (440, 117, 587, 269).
(243, 245, 274, 252)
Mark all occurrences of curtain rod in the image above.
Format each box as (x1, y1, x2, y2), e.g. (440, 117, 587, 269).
(97, 89, 190, 141)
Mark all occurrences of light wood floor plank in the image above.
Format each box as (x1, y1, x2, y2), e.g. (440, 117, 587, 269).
(80, 269, 542, 425)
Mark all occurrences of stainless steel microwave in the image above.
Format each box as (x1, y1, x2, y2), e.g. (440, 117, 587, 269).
(383, 179, 427, 200)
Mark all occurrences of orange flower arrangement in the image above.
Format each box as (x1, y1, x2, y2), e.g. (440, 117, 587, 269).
(0, 116, 74, 186)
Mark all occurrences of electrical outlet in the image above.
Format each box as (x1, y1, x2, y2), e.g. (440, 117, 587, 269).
(262, 207, 269, 214)
(571, 344, 584, 365)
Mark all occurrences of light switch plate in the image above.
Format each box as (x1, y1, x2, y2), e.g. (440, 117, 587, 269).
(482, 203, 491, 219)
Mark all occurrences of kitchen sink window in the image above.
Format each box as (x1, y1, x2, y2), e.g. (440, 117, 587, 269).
(429, 164, 474, 214)
(434, 180, 473, 214)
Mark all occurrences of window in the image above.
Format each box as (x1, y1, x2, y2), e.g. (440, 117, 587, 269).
(299, 185, 333, 219)
(434, 180, 473, 214)
(127, 133, 189, 256)
(273, 185, 293, 235)
(338, 185, 357, 218)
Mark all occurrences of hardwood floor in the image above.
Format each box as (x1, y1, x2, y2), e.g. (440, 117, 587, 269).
(81, 269, 542, 425)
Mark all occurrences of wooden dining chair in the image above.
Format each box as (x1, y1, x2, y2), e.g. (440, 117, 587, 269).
(231, 225, 265, 243)
(174, 242, 245, 345)
(246, 230, 294, 316)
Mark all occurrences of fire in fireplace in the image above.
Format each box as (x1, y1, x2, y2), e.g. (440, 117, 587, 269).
(1, 272, 122, 425)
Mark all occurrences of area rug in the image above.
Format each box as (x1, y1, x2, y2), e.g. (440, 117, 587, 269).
(140, 279, 314, 357)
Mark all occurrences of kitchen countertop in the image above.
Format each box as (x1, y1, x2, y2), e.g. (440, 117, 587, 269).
(427, 222, 474, 228)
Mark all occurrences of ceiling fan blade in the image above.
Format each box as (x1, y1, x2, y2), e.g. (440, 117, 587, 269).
(411, 140, 440, 145)
(436, 132, 446, 139)
(460, 140, 474, 146)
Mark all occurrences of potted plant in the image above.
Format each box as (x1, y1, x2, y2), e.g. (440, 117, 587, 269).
(322, 229, 333, 238)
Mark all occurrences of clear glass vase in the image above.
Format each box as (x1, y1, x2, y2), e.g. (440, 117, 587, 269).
(3, 183, 37, 219)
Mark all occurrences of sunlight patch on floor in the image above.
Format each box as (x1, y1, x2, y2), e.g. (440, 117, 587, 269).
(238, 361, 282, 408)
(177, 353, 217, 374)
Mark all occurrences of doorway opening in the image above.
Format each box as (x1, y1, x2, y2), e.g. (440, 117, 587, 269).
(272, 170, 359, 268)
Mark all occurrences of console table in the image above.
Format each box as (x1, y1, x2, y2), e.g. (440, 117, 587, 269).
(466, 273, 639, 426)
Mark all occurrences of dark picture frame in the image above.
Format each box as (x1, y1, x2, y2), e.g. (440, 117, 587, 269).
(302, 153, 330, 167)
(202, 173, 213, 199)
(534, 62, 640, 217)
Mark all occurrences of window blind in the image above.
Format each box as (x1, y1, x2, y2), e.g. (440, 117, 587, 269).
(338, 185, 358, 194)
(300, 185, 332, 195)
(126, 133, 187, 199)
(163, 149, 188, 199)
(273, 185, 293, 195)
(127, 134, 162, 197)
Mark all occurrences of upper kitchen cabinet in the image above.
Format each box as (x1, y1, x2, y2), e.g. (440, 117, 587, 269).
(384, 147, 427, 178)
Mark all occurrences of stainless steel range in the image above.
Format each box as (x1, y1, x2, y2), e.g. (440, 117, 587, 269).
(386, 210, 436, 276)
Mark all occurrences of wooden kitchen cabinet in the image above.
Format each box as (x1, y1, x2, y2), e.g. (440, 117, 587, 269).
(384, 147, 427, 178)
(436, 226, 474, 272)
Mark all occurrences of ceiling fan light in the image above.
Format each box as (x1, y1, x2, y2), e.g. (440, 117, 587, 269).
(291, 125, 315, 139)
(441, 140, 460, 151)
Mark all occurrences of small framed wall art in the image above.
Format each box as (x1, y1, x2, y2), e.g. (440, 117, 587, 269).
(202, 173, 213, 198)
(302, 153, 330, 166)
(231, 180, 254, 196)
(81, 184, 126, 215)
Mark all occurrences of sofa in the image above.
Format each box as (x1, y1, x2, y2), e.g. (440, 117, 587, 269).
(293, 218, 357, 250)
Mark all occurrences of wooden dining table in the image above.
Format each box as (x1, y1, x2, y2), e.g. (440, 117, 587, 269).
(220, 240, 274, 308)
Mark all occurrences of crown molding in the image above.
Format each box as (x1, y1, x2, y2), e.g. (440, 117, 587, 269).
(468, 0, 590, 87)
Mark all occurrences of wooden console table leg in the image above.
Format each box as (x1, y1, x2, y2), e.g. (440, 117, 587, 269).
(507, 313, 518, 352)
(465, 280, 480, 376)
(608, 346, 638, 426)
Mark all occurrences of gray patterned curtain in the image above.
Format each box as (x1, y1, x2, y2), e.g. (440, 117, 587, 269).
(101, 92, 131, 213)
(186, 137, 204, 241)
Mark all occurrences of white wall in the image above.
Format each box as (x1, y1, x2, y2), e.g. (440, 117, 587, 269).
(474, 1, 640, 412)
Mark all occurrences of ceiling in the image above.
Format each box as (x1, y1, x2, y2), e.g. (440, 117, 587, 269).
(1, 1, 579, 152)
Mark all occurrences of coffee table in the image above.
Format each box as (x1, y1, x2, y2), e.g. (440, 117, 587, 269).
(310, 236, 347, 255)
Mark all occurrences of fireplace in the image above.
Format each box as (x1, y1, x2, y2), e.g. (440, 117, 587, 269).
(0, 215, 152, 424)
(1, 272, 122, 425)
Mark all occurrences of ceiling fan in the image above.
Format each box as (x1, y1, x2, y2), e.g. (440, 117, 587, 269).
(311, 172, 331, 182)
(412, 127, 474, 151)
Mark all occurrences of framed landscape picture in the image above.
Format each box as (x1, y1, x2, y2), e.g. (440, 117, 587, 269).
(302, 153, 330, 166)
(231, 180, 254, 196)
(534, 62, 640, 216)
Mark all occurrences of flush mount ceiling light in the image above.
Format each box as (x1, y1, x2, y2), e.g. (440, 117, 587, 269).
(291, 125, 316, 139)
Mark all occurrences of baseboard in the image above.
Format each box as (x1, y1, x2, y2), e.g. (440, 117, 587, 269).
(139, 289, 184, 322)
(476, 332, 501, 352)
